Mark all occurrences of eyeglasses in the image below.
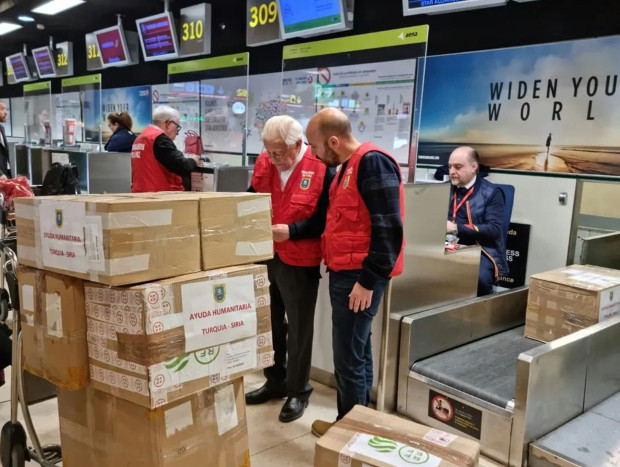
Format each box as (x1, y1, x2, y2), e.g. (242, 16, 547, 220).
(265, 144, 297, 160)
(167, 120, 182, 135)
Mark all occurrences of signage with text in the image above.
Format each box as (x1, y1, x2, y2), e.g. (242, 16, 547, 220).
(180, 3, 212, 57)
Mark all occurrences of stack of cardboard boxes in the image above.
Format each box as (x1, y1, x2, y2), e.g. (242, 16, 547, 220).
(15, 192, 274, 466)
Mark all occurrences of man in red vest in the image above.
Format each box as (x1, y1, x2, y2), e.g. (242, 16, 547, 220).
(306, 108, 405, 436)
(245, 115, 335, 422)
(131, 105, 199, 192)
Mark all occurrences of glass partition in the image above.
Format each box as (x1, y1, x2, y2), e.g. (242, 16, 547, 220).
(167, 53, 250, 166)
(60, 74, 102, 149)
(281, 26, 428, 171)
(24, 81, 52, 146)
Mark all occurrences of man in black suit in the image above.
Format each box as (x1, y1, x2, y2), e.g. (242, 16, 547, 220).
(0, 101, 11, 177)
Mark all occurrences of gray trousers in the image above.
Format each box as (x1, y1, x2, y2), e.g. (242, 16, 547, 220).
(264, 255, 320, 398)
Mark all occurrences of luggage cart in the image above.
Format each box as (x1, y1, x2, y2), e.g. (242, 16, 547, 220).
(0, 197, 62, 467)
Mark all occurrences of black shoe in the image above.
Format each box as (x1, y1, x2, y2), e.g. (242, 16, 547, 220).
(245, 383, 287, 405)
(278, 397, 309, 423)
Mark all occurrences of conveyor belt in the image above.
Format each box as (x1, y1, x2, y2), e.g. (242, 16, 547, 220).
(531, 392, 620, 466)
(411, 326, 539, 409)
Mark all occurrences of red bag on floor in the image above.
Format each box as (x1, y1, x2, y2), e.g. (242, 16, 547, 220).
(184, 131, 204, 156)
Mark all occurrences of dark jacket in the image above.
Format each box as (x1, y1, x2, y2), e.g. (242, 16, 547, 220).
(105, 127, 137, 153)
(450, 177, 509, 277)
(0, 125, 10, 177)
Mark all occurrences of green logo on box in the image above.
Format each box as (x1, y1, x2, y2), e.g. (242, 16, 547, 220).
(368, 436, 397, 453)
(398, 446, 430, 464)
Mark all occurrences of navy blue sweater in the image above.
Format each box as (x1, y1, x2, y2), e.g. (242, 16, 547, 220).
(105, 127, 137, 153)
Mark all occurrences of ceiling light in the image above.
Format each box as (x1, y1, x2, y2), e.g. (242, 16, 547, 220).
(17, 15, 35, 22)
(0, 22, 23, 35)
(32, 0, 85, 15)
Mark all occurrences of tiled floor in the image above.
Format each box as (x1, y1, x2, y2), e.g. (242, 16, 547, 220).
(0, 368, 503, 466)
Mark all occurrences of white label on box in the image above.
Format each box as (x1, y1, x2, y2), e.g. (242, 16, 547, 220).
(165, 401, 194, 438)
(223, 338, 257, 376)
(599, 285, 620, 321)
(182, 275, 257, 352)
(214, 384, 238, 436)
(563, 268, 583, 275)
(45, 293, 63, 338)
(422, 428, 457, 448)
(237, 197, 271, 217)
(84, 215, 105, 270)
(39, 200, 88, 273)
(235, 240, 273, 257)
(21, 284, 34, 312)
(343, 433, 442, 467)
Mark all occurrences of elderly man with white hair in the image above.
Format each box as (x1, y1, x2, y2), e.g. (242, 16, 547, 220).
(131, 105, 200, 192)
(245, 115, 335, 422)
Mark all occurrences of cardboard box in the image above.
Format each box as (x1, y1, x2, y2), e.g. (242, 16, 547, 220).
(58, 378, 250, 467)
(85, 264, 274, 408)
(14, 194, 201, 286)
(315, 406, 480, 467)
(525, 264, 620, 342)
(17, 266, 88, 389)
(148, 192, 273, 270)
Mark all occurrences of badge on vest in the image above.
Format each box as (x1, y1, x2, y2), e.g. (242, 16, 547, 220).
(343, 175, 351, 189)
(300, 177, 311, 190)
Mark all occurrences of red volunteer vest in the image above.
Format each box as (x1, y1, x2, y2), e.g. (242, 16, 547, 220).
(322, 142, 405, 276)
(252, 146, 326, 267)
(131, 125, 184, 193)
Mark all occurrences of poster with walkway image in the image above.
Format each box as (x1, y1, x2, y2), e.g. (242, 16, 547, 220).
(417, 35, 620, 175)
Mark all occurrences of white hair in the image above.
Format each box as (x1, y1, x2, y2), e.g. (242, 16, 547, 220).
(153, 105, 180, 123)
(261, 115, 303, 146)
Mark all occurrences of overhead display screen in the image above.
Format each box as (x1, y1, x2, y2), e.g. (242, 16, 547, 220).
(8, 53, 31, 81)
(278, 0, 346, 38)
(403, 0, 507, 15)
(95, 26, 130, 66)
(136, 12, 179, 61)
(32, 46, 57, 77)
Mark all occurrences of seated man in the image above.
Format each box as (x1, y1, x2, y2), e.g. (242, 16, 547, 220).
(446, 146, 509, 296)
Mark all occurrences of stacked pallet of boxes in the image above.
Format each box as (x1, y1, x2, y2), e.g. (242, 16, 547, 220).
(14, 192, 274, 466)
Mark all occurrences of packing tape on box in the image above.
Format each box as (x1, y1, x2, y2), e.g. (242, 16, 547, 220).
(236, 198, 271, 217)
(87, 340, 148, 376)
(235, 240, 273, 257)
(98, 209, 174, 230)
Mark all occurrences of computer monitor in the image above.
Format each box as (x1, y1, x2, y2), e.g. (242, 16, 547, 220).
(136, 12, 179, 61)
(94, 25, 131, 67)
(278, 0, 353, 39)
(402, 0, 507, 16)
(7, 52, 32, 82)
(32, 46, 57, 78)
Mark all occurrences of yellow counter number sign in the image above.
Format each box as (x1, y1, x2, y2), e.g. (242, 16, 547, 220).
(57, 53, 69, 67)
(87, 44, 100, 60)
(182, 20, 204, 41)
(249, 1, 277, 27)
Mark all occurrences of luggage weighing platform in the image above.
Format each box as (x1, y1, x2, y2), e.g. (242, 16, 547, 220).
(396, 287, 620, 466)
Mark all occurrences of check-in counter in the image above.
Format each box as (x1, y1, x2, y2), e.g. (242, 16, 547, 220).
(14, 145, 90, 193)
(87, 151, 132, 194)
